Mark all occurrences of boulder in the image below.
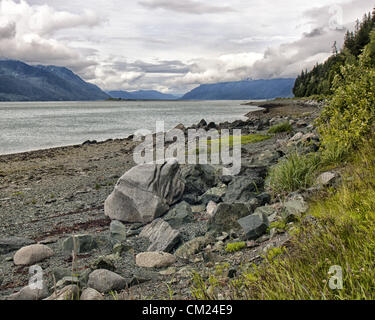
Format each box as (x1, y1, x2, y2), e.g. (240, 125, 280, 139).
(136, 252, 176, 268)
(289, 132, 303, 142)
(61, 234, 97, 255)
(13, 244, 53, 266)
(105, 159, 185, 223)
(208, 203, 253, 234)
(237, 212, 269, 240)
(199, 184, 227, 205)
(0, 237, 36, 255)
(163, 201, 194, 228)
(6, 281, 49, 300)
(80, 288, 104, 301)
(223, 176, 262, 203)
(139, 219, 181, 252)
(87, 269, 127, 293)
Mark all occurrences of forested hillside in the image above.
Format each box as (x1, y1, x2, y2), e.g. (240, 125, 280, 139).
(293, 9, 375, 97)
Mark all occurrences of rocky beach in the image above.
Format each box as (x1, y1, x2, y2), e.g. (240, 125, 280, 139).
(0, 99, 327, 300)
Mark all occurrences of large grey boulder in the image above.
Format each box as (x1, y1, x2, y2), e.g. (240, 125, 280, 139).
(88, 269, 127, 293)
(105, 159, 185, 223)
(237, 212, 269, 240)
(282, 199, 308, 222)
(139, 219, 181, 252)
(0, 237, 36, 255)
(208, 203, 253, 234)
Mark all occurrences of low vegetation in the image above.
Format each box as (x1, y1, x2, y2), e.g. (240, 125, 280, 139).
(267, 122, 293, 134)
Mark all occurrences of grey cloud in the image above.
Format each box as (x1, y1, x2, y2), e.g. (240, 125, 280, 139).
(112, 59, 190, 74)
(304, 28, 325, 38)
(0, 22, 16, 39)
(138, 0, 236, 14)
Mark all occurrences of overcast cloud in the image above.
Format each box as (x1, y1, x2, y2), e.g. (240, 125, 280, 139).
(0, 0, 374, 94)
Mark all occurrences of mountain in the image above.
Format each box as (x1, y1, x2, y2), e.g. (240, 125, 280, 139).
(107, 90, 178, 100)
(181, 78, 295, 100)
(0, 59, 109, 101)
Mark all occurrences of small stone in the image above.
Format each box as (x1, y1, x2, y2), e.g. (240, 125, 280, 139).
(110, 220, 127, 243)
(237, 212, 269, 240)
(159, 267, 177, 276)
(91, 254, 119, 271)
(61, 234, 97, 255)
(316, 172, 337, 186)
(13, 244, 53, 266)
(175, 236, 211, 260)
(163, 201, 194, 228)
(88, 269, 127, 293)
(139, 219, 181, 253)
(80, 288, 104, 301)
(282, 199, 309, 222)
(44, 285, 79, 300)
(289, 132, 303, 142)
(136, 252, 176, 268)
(206, 201, 217, 217)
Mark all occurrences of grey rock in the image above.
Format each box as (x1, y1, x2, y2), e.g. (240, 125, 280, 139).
(0, 268, 3, 286)
(80, 288, 104, 300)
(316, 172, 337, 186)
(208, 203, 253, 234)
(181, 164, 218, 197)
(136, 252, 176, 268)
(44, 285, 79, 300)
(175, 236, 212, 260)
(289, 132, 303, 142)
(282, 199, 309, 222)
(163, 201, 194, 228)
(61, 234, 97, 255)
(88, 269, 127, 293)
(6, 281, 49, 300)
(0, 237, 36, 255)
(223, 176, 261, 203)
(13, 244, 53, 266)
(199, 184, 227, 205)
(140, 219, 181, 252)
(91, 254, 120, 271)
(105, 159, 185, 223)
(110, 220, 127, 243)
(254, 205, 277, 217)
(238, 212, 269, 240)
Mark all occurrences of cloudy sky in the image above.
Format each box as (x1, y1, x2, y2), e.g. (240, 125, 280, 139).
(0, 0, 374, 94)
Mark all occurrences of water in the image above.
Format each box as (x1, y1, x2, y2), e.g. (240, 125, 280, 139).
(0, 100, 261, 155)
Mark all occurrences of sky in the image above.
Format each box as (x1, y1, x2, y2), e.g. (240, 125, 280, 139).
(0, 0, 374, 94)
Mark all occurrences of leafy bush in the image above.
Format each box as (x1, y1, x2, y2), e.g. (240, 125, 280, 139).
(267, 122, 293, 134)
(318, 30, 375, 153)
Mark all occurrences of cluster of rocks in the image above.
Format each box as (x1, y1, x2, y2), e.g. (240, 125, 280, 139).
(0, 105, 339, 300)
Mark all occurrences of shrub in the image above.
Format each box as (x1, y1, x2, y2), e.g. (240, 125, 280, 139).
(268, 122, 293, 134)
(267, 152, 320, 194)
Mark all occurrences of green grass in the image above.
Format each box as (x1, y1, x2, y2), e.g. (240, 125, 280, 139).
(267, 152, 321, 194)
(191, 142, 375, 300)
(268, 122, 293, 134)
(226, 242, 246, 253)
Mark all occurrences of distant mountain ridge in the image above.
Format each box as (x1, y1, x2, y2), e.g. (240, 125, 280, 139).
(181, 78, 295, 100)
(107, 90, 178, 100)
(0, 59, 109, 101)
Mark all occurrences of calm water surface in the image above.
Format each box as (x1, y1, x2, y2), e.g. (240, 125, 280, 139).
(0, 100, 261, 155)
